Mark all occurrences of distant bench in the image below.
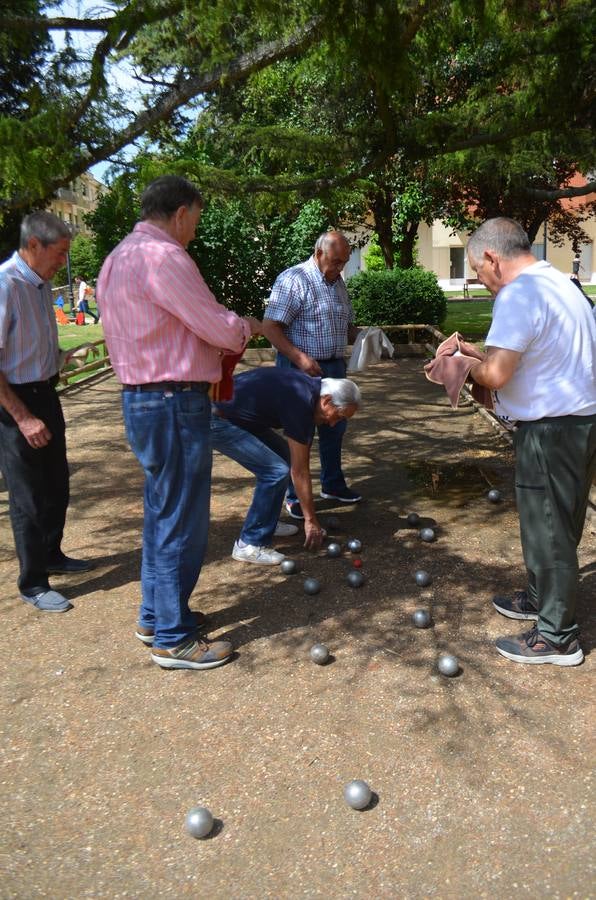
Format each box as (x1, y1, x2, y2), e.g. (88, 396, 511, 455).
(463, 277, 482, 298)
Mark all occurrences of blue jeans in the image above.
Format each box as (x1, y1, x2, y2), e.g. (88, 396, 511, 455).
(211, 412, 290, 546)
(276, 353, 348, 502)
(122, 388, 212, 649)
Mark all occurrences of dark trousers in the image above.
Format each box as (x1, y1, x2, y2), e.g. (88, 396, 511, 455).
(514, 414, 596, 645)
(0, 385, 69, 594)
(276, 353, 348, 501)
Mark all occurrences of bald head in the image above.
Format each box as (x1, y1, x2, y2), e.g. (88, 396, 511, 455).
(314, 230, 351, 283)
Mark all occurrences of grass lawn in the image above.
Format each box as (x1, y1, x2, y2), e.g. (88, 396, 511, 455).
(440, 301, 494, 336)
(57, 321, 105, 351)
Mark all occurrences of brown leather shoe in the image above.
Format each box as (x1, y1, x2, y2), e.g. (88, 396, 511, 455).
(151, 636, 234, 670)
(135, 612, 209, 646)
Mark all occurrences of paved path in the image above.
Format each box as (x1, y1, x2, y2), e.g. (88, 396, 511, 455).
(1, 360, 593, 898)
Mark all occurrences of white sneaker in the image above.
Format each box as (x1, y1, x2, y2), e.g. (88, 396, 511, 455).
(274, 521, 299, 537)
(232, 541, 285, 565)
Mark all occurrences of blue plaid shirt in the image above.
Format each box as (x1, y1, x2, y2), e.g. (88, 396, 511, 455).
(264, 256, 353, 359)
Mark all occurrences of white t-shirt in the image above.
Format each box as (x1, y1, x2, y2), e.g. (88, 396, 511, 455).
(78, 280, 88, 304)
(486, 260, 596, 422)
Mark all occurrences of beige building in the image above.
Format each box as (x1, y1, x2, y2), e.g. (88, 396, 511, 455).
(347, 176, 596, 288)
(48, 172, 104, 235)
(417, 217, 595, 290)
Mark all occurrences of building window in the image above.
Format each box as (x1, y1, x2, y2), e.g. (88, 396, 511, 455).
(450, 247, 465, 279)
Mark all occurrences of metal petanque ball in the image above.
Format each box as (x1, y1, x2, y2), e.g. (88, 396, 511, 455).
(487, 489, 502, 503)
(437, 653, 459, 677)
(303, 577, 321, 595)
(347, 538, 362, 553)
(344, 780, 372, 810)
(406, 512, 420, 527)
(326, 542, 342, 558)
(185, 806, 214, 839)
(347, 570, 364, 588)
(281, 559, 297, 575)
(310, 643, 329, 665)
(414, 569, 432, 587)
(412, 608, 431, 629)
(419, 527, 436, 543)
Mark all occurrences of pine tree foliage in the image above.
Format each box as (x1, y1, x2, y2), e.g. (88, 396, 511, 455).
(0, 0, 594, 223)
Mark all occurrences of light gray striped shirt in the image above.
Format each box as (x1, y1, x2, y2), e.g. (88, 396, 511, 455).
(0, 252, 60, 383)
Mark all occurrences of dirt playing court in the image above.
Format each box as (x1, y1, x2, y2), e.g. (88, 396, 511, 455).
(1, 357, 593, 898)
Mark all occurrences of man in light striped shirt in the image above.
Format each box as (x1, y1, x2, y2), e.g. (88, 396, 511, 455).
(264, 231, 361, 519)
(0, 212, 93, 614)
(97, 175, 261, 673)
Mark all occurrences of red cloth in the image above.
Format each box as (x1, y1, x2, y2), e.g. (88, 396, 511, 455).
(209, 349, 245, 401)
(424, 332, 493, 410)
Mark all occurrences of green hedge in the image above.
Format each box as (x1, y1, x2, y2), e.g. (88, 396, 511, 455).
(347, 268, 447, 327)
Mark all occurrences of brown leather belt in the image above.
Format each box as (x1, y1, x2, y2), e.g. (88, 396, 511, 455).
(122, 381, 210, 393)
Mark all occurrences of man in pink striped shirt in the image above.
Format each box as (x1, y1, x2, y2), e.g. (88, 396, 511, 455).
(97, 175, 261, 672)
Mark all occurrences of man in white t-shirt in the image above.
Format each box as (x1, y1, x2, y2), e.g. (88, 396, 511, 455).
(466, 217, 596, 667)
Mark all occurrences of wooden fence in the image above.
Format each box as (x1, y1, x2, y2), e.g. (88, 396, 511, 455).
(58, 339, 112, 391)
(56, 324, 512, 445)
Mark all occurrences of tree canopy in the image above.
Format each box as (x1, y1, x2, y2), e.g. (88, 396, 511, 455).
(1, 0, 595, 225)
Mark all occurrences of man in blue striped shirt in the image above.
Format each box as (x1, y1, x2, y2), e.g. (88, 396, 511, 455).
(264, 231, 361, 518)
(0, 212, 92, 613)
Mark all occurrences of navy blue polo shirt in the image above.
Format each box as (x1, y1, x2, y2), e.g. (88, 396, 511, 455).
(214, 368, 321, 445)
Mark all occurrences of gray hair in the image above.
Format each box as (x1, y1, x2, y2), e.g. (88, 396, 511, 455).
(20, 211, 71, 249)
(314, 230, 350, 254)
(467, 217, 531, 261)
(320, 377, 361, 410)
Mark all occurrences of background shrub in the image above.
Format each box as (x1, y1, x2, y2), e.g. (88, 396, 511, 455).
(347, 268, 447, 327)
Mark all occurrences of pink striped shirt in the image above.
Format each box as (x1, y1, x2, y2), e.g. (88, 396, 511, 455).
(96, 222, 251, 384)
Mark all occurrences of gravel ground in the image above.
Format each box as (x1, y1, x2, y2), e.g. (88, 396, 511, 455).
(0, 357, 593, 899)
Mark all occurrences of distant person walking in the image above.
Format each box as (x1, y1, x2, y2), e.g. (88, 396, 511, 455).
(570, 252, 593, 307)
(75, 276, 98, 323)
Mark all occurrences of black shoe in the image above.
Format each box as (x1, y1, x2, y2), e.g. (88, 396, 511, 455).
(286, 501, 304, 520)
(47, 555, 94, 575)
(492, 590, 538, 620)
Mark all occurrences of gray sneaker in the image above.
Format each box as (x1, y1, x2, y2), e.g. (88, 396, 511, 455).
(232, 541, 284, 565)
(20, 589, 73, 612)
(151, 636, 234, 670)
(136, 612, 210, 646)
(492, 590, 538, 620)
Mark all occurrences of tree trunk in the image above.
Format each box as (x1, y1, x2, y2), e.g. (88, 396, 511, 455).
(371, 190, 394, 269)
(526, 215, 545, 246)
(398, 219, 420, 268)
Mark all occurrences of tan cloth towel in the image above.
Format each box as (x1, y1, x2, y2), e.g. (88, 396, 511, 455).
(424, 332, 493, 410)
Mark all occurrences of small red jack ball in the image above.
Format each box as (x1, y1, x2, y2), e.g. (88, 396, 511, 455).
(353, 558, 363, 568)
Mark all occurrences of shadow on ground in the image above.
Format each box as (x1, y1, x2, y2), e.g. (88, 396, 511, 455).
(0, 360, 593, 898)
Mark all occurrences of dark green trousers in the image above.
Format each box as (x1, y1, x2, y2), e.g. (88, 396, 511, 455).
(514, 414, 596, 645)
